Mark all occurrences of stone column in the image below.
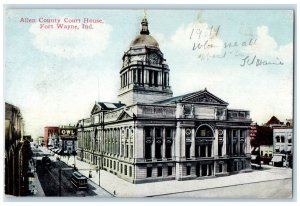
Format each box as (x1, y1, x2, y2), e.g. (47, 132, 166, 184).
(152, 127, 155, 159)
(191, 128, 195, 158)
(214, 129, 218, 157)
(237, 129, 240, 155)
(162, 128, 166, 159)
(222, 129, 227, 156)
(182, 128, 186, 159)
(246, 129, 251, 154)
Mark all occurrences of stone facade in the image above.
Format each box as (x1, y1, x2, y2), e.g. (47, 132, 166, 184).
(76, 17, 252, 184)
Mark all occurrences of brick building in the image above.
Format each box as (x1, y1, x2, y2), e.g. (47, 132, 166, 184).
(44, 126, 59, 147)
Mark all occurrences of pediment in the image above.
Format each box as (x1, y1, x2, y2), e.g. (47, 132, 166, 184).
(182, 90, 228, 106)
(91, 103, 102, 115)
(117, 110, 132, 121)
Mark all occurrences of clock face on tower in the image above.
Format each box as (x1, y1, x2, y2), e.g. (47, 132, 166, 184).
(149, 53, 159, 64)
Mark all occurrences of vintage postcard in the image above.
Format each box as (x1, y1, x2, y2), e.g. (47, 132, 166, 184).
(3, 7, 294, 199)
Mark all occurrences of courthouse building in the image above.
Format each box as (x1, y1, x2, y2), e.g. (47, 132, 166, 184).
(76, 17, 252, 183)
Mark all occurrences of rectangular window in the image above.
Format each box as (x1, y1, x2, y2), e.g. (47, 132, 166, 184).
(155, 128, 161, 137)
(120, 164, 123, 173)
(114, 161, 116, 170)
(155, 143, 162, 159)
(166, 143, 172, 159)
(240, 142, 244, 155)
(145, 127, 151, 137)
(195, 144, 200, 157)
(110, 160, 112, 168)
(186, 144, 191, 158)
(129, 166, 132, 177)
(157, 167, 162, 177)
(130, 145, 133, 158)
(200, 145, 206, 157)
(219, 164, 223, 173)
(138, 69, 141, 84)
(233, 143, 237, 155)
(186, 166, 191, 176)
(145, 142, 152, 159)
(147, 167, 152, 178)
(165, 128, 171, 138)
(218, 143, 223, 156)
(207, 144, 212, 157)
(149, 70, 153, 86)
(167, 166, 172, 176)
(126, 145, 129, 157)
(154, 71, 158, 87)
(233, 130, 237, 137)
(124, 165, 127, 175)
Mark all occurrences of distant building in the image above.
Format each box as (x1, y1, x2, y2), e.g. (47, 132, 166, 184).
(48, 125, 77, 156)
(250, 123, 273, 165)
(44, 126, 59, 147)
(265, 116, 283, 128)
(76, 17, 252, 184)
(272, 126, 293, 167)
(5, 102, 33, 196)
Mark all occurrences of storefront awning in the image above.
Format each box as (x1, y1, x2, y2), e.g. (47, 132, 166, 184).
(271, 155, 283, 162)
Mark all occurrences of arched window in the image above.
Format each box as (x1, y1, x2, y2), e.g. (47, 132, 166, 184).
(196, 125, 214, 137)
(276, 136, 280, 142)
(281, 136, 285, 143)
(195, 125, 214, 158)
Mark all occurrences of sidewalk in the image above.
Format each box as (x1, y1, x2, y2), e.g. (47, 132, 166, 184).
(32, 172, 45, 196)
(56, 150, 292, 198)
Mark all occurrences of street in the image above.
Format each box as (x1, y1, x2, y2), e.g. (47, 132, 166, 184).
(33, 148, 112, 197)
(34, 146, 293, 198)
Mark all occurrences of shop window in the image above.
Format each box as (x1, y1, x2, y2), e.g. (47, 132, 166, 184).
(157, 167, 162, 177)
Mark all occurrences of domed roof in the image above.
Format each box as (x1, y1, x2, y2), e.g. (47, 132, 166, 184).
(130, 34, 159, 48)
(130, 17, 159, 48)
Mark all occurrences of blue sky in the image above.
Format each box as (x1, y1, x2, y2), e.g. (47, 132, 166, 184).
(4, 9, 294, 138)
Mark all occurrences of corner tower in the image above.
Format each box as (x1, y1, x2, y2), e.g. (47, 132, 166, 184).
(118, 16, 173, 106)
